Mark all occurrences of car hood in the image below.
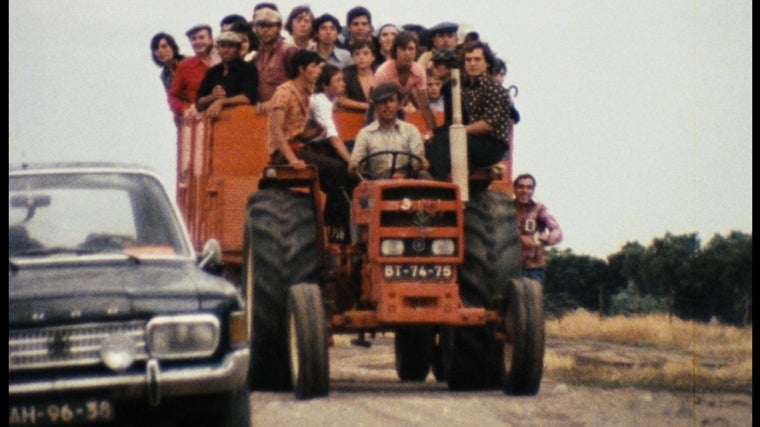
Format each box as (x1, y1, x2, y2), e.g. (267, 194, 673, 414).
(9, 261, 241, 327)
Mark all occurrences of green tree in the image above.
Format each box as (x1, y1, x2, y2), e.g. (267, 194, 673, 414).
(545, 231, 751, 325)
(606, 241, 646, 313)
(697, 231, 752, 325)
(638, 233, 700, 321)
(545, 248, 609, 313)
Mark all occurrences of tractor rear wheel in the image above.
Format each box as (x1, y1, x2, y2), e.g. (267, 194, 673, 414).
(447, 190, 522, 390)
(460, 190, 521, 302)
(394, 328, 433, 381)
(287, 284, 330, 399)
(245, 189, 318, 391)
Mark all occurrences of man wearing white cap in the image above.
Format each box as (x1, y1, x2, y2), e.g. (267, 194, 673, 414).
(168, 24, 216, 122)
(196, 31, 259, 119)
(252, 7, 298, 106)
(417, 21, 459, 71)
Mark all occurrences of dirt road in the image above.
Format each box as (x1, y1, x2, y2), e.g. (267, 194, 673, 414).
(251, 334, 751, 426)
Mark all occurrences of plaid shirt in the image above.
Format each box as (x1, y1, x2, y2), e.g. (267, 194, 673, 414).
(516, 200, 563, 269)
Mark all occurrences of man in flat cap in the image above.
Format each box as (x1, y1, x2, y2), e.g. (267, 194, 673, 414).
(349, 82, 430, 179)
(196, 31, 259, 119)
(252, 7, 298, 106)
(417, 21, 459, 71)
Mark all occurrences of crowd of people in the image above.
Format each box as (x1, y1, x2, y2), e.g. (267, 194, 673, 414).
(150, 3, 562, 267)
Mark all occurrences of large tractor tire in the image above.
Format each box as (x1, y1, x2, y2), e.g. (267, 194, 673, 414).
(460, 190, 521, 302)
(503, 277, 545, 395)
(287, 284, 330, 399)
(244, 189, 318, 391)
(446, 190, 522, 390)
(394, 328, 434, 381)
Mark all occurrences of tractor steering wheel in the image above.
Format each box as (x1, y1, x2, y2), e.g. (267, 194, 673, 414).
(357, 150, 424, 180)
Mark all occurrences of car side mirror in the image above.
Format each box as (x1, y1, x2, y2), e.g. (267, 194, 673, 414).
(198, 238, 223, 274)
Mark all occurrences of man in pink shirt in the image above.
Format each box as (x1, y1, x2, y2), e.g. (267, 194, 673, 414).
(514, 173, 563, 285)
(372, 31, 436, 139)
(168, 24, 215, 123)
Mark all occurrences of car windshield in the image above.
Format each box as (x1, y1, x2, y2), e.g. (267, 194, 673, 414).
(9, 171, 190, 259)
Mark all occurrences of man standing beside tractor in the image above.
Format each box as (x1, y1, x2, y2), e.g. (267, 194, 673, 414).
(513, 173, 563, 285)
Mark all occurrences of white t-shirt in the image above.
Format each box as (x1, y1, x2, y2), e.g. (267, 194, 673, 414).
(309, 92, 339, 139)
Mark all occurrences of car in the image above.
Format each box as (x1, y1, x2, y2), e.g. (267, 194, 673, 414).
(9, 163, 250, 427)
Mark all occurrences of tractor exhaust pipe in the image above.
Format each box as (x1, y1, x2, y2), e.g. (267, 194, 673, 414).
(449, 69, 468, 202)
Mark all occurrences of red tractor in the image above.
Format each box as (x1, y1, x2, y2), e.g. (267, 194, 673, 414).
(177, 73, 544, 399)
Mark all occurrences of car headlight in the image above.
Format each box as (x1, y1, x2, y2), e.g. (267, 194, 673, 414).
(380, 239, 405, 256)
(147, 314, 220, 359)
(431, 239, 456, 256)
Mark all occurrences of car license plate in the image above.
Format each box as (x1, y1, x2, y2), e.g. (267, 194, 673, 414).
(384, 264, 453, 280)
(8, 399, 113, 426)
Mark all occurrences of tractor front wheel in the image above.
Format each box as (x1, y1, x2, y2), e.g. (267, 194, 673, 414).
(503, 277, 545, 395)
(287, 284, 330, 399)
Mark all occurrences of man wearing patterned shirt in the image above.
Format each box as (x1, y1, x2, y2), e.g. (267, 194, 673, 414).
(513, 173, 563, 285)
(426, 40, 513, 180)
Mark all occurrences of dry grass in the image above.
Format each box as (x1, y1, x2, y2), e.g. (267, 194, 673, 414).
(544, 310, 752, 393)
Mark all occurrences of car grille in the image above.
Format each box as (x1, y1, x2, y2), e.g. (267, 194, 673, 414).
(9, 321, 149, 371)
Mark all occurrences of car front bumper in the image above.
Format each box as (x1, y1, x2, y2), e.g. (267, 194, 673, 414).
(9, 348, 249, 406)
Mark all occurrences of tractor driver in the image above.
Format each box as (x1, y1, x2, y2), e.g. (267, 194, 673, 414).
(349, 82, 432, 180)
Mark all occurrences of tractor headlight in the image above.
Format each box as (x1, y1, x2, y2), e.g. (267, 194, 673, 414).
(431, 239, 456, 256)
(147, 314, 220, 359)
(380, 239, 405, 256)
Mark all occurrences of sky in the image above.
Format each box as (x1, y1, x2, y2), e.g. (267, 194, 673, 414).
(9, 0, 752, 259)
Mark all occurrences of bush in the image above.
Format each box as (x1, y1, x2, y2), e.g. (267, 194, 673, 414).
(609, 283, 667, 315)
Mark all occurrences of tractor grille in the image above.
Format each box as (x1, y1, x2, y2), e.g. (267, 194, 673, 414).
(382, 187, 457, 201)
(381, 210, 458, 227)
(380, 186, 459, 228)
(9, 321, 148, 371)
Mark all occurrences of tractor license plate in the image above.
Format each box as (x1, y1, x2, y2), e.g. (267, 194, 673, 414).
(384, 264, 453, 280)
(9, 398, 113, 426)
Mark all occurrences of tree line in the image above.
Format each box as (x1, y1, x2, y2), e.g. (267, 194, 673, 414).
(542, 230, 752, 326)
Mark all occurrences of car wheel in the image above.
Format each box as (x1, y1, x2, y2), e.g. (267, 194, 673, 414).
(184, 386, 250, 427)
(215, 386, 251, 427)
